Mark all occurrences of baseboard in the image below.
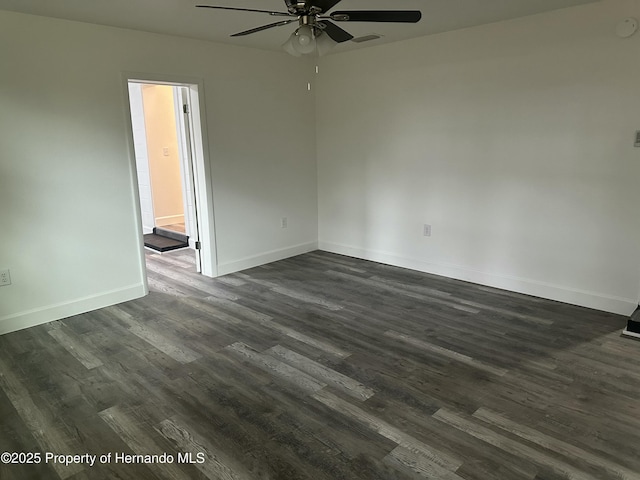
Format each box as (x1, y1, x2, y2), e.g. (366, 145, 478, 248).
(0, 283, 147, 336)
(217, 241, 318, 276)
(318, 241, 636, 316)
(155, 215, 185, 227)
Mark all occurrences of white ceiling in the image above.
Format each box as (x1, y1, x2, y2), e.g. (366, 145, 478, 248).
(0, 0, 600, 54)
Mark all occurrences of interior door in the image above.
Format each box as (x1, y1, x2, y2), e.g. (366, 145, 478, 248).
(176, 86, 203, 273)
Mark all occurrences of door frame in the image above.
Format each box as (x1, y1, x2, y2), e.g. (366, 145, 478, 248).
(122, 72, 218, 280)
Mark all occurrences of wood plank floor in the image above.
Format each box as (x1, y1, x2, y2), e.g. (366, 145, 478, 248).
(1, 250, 639, 480)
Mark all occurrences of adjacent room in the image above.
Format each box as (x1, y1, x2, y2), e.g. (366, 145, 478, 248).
(1, 0, 639, 479)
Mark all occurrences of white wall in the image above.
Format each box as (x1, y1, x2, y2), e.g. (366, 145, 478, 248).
(2, 2, 638, 337)
(0, 11, 318, 334)
(317, 0, 640, 315)
(141, 84, 185, 228)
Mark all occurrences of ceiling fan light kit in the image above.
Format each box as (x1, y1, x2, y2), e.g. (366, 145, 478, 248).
(293, 24, 317, 54)
(197, 0, 422, 57)
(282, 34, 302, 57)
(315, 32, 337, 56)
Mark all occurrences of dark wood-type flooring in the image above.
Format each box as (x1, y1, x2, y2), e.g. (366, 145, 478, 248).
(1, 250, 639, 480)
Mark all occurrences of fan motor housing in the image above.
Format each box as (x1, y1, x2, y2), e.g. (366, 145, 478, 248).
(300, 15, 316, 26)
(285, 1, 311, 14)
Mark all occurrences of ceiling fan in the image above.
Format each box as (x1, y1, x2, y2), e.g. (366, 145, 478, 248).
(196, 0, 422, 56)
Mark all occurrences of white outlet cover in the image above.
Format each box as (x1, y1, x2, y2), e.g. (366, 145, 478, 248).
(616, 18, 638, 38)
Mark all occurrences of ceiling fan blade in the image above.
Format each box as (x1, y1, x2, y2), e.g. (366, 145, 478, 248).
(196, 5, 293, 17)
(331, 10, 422, 23)
(312, 0, 345, 13)
(230, 19, 296, 37)
(318, 20, 353, 43)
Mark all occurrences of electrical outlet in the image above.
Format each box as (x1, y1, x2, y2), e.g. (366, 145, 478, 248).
(0, 269, 11, 286)
(423, 224, 432, 237)
(281, 217, 288, 229)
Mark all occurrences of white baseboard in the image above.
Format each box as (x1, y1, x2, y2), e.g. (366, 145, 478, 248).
(0, 283, 147, 336)
(155, 215, 185, 227)
(318, 241, 636, 316)
(217, 241, 318, 276)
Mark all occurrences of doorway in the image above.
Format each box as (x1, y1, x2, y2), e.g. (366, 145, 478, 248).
(125, 77, 217, 278)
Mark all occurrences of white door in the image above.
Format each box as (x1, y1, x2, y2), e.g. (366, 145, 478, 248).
(174, 86, 202, 273)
